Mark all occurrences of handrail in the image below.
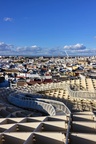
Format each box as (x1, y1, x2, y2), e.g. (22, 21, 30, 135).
(1, 81, 96, 100)
(7, 93, 56, 116)
(66, 84, 96, 100)
(36, 98, 71, 115)
(30, 82, 96, 100)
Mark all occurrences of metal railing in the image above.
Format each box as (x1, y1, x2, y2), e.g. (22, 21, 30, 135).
(7, 93, 56, 116)
(30, 82, 96, 100)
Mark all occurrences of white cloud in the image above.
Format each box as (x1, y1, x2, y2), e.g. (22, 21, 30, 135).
(0, 42, 14, 51)
(16, 45, 39, 52)
(3, 17, 13, 22)
(31, 45, 37, 48)
(0, 41, 95, 56)
(0, 42, 4, 45)
(64, 43, 86, 50)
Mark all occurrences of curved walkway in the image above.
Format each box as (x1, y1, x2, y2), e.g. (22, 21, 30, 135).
(7, 81, 96, 117)
(7, 92, 71, 116)
(0, 80, 96, 144)
(32, 82, 96, 100)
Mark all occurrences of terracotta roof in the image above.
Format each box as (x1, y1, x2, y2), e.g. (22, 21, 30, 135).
(17, 81, 27, 86)
(4, 69, 19, 73)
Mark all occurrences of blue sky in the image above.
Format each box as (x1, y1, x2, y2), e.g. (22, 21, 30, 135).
(0, 0, 96, 56)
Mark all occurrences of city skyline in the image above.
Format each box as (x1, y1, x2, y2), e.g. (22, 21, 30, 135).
(0, 0, 96, 56)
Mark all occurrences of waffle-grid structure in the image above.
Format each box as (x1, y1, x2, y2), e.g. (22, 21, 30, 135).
(0, 78, 96, 144)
